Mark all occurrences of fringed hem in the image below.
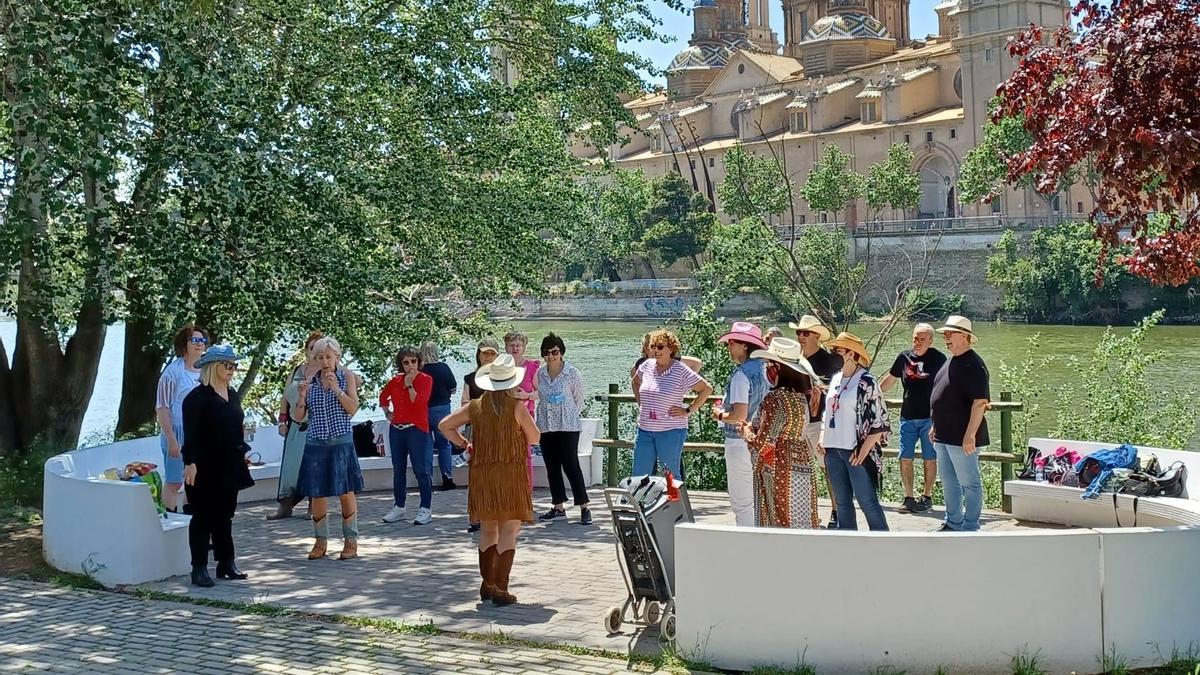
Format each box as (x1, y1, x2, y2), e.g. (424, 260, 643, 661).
(468, 463, 533, 523)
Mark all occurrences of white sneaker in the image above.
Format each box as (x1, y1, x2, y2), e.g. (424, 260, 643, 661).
(413, 507, 432, 525)
(382, 505, 407, 523)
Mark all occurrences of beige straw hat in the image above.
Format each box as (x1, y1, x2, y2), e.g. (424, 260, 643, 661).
(474, 354, 526, 391)
(935, 315, 978, 344)
(787, 315, 832, 341)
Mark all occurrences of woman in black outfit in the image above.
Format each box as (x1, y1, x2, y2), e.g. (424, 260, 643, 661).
(182, 345, 255, 587)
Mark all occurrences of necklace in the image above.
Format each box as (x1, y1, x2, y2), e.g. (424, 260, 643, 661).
(829, 367, 860, 429)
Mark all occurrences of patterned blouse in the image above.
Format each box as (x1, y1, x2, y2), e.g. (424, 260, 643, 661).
(535, 362, 585, 433)
(748, 389, 813, 469)
(853, 370, 891, 480)
(305, 368, 353, 441)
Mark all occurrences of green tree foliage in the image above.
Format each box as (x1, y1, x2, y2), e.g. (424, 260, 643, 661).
(800, 144, 865, 222)
(1053, 311, 1197, 449)
(865, 144, 921, 220)
(986, 223, 1129, 322)
(0, 0, 680, 455)
(958, 100, 1037, 205)
(640, 172, 717, 270)
(714, 145, 790, 222)
(558, 169, 652, 281)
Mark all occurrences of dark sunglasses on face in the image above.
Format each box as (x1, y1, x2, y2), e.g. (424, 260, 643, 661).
(189, 336, 208, 345)
(402, 359, 419, 365)
(796, 330, 816, 338)
(544, 348, 562, 356)
(651, 344, 668, 351)
(220, 362, 238, 371)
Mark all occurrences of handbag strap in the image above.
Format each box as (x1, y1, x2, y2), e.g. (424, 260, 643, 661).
(1113, 493, 1140, 527)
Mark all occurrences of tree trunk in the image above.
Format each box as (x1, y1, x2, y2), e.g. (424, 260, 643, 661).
(115, 304, 168, 439)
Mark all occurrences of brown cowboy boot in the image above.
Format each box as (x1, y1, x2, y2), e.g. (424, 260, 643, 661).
(478, 546, 497, 601)
(307, 515, 328, 560)
(338, 512, 359, 560)
(266, 494, 300, 521)
(491, 548, 517, 606)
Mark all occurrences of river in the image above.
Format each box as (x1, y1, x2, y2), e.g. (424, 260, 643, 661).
(3, 319, 1199, 449)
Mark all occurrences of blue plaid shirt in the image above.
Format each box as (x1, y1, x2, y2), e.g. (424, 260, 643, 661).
(305, 369, 353, 440)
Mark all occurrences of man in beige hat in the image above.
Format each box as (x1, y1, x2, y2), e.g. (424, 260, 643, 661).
(789, 315, 843, 527)
(930, 316, 990, 532)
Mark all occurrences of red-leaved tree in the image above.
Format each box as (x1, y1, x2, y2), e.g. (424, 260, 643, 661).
(996, 0, 1200, 286)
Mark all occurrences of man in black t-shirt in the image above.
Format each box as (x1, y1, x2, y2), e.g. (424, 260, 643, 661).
(881, 323, 947, 514)
(930, 316, 990, 532)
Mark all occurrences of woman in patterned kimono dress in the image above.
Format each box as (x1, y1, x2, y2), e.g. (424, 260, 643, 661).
(741, 338, 825, 529)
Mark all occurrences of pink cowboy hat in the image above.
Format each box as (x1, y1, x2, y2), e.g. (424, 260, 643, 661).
(717, 321, 769, 351)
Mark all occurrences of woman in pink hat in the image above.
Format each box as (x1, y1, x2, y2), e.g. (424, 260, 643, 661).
(710, 322, 769, 526)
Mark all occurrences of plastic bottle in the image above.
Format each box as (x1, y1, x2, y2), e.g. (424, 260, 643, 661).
(1034, 457, 1046, 482)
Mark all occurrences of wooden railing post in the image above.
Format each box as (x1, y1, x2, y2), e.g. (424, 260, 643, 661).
(606, 382, 620, 487)
(1000, 390, 1014, 513)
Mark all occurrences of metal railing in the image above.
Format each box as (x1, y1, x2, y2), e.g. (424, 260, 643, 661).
(594, 384, 1024, 513)
(772, 214, 1084, 240)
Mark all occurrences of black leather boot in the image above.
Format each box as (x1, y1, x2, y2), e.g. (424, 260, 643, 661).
(215, 560, 248, 580)
(191, 564, 215, 587)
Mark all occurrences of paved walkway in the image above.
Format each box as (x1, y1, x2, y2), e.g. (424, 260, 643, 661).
(135, 488, 1038, 657)
(0, 578, 675, 674)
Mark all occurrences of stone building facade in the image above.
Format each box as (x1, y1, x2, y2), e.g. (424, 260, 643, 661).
(573, 0, 1093, 227)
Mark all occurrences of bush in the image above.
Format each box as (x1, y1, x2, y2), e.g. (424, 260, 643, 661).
(1053, 311, 1198, 448)
(903, 288, 966, 320)
(0, 444, 61, 508)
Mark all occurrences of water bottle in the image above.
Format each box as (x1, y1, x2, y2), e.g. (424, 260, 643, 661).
(1035, 461, 1045, 483)
(452, 444, 472, 469)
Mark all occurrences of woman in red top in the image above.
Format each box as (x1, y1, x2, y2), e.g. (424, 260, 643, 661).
(379, 347, 436, 526)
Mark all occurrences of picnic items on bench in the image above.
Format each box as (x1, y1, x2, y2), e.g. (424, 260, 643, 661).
(1022, 443, 1188, 501)
(100, 462, 167, 515)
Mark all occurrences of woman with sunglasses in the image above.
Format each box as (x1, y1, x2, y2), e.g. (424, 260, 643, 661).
(535, 333, 592, 525)
(294, 336, 364, 560)
(155, 324, 209, 513)
(632, 328, 713, 480)
(818, 332, 890, 531)
(181, 345, 255, 586)
(380, 346, 435, 526)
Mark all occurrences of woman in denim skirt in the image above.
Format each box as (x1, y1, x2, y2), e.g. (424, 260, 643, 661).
(294, 336, 364, 560)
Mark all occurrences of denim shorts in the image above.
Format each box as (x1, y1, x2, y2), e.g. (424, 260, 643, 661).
(898, 418, 936, 461)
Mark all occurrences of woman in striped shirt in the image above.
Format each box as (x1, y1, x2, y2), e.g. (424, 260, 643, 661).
(631, 329, 714, 480)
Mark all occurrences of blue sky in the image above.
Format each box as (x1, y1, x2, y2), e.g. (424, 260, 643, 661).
(627, 0, 945, 82)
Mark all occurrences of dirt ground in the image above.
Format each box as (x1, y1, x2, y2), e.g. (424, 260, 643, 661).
(0, 509, 54, 580)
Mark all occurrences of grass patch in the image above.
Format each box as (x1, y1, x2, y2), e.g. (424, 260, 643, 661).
(1100, 645, 1133, 675)
(749, 666, 817, 675)
(1011, 647, 1047, 675)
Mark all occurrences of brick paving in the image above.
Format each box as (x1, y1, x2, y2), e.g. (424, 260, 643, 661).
(133, 487, 1038, 658)
(0, 578, 676, 674)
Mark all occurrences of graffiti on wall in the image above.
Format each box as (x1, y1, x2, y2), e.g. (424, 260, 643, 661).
(643, 296, 687, 318)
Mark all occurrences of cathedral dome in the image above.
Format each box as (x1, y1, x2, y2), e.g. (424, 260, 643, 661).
(802, 12, 892, 41)
(694, 0, 717, 6)
(667, 43, 731, 71)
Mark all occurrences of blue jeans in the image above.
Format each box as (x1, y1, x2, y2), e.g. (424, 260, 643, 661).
(390, 425, 433, 509)
(823, 448, 889, 531)
(632, 428, 687, 479)
(898, 418, 935, 461)
(935, 442, 983, 531)
(428, 404, 453, 480)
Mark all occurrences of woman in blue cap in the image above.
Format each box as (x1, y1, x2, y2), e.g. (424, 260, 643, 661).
(181, 344, 256, 587)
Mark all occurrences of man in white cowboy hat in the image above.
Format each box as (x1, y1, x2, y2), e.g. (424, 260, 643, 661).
(930, 315, 991, 532)
(789, 314, 843, 527)
(711, 321, 770, 526)
(880, 323, 947, 514)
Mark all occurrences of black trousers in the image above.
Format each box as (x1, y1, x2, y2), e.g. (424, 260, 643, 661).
(184, 485, 238, 567)
(541, 431, 590, 506)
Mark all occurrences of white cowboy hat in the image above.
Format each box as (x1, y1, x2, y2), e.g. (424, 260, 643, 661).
(935, 315, 978, 344)
(787, 314, 832, 341)
(749, 338, 823, 387)
(474, 354, 526, 392)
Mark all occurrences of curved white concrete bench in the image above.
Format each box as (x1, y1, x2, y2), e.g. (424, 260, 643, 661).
(1005, 438, 1200, 528)
(44, 418, 601, 586)
(43, 436, 191, 587)
(674, 437, 1200, 673)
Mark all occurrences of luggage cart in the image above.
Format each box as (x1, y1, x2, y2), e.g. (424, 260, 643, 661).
(601, 476, 693, 643)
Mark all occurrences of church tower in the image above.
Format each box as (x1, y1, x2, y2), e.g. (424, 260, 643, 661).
(782, 0, 827, 58)
(746, 0, 781, 53)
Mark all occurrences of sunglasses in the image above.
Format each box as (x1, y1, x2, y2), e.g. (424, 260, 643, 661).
(544, 348, 562, 356)
(220, 362, 238, 371)
(401, 358, 419, 365)
(795, 330, 816, 338)
(651, 344, 669, 351)
(189, 337, 208, 345)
